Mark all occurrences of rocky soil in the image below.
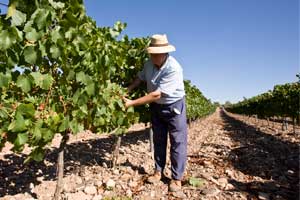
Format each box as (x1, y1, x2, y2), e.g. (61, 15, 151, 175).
(1, 108, 299, 200)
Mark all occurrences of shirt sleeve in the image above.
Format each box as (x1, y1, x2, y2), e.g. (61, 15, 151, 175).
(137, 67, 146, 81)
(157, 69, 179, 96)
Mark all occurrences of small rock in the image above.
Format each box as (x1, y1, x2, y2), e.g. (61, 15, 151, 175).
(24, 192, 31, 197)
(29, 183, 34, 189)
(150, 191, 155, 197)
(273, 195, 285, 200)
(125, 166, 134, 175)
(201, 187, 220, 196)
(139, 194, 153, 200)
(116, 184, 122, 190)
(172, 191, 187, 199)
(76, 184, 85, 191)
(102, 162, 108, 168)
(64, 182, 75, 193)
(103, 190, 113, 197)
(65, 191, 91, 200)
(186, 190, 192, 198)
(113, 169, 119, 175)
(258, 192, 270, 200)
(238, 193, 248, 200)
(225, 169, 234, 177)
(126, 189, 133, 197)
(120, 173, 132, 181)
(84, 185, 97, 195)
(192, 192, 198, 198)
(105, 179, 116, 189)
(287, 170, 294, 175)
(128, 180, 138, 188)
(97, 187, 105, 194)
(217, 177, 228, 188)
(95, 180, 103, 187)
(225, 183, 235, 190)
(75, 176, 83, 184)
(37, 176, 44, 182)
(102, 175, 110, 183)
(119, 148, 125, 154)
(92, 194, 103, 200)
(9, 182, 15, 187)
(203, 160, 211, 166)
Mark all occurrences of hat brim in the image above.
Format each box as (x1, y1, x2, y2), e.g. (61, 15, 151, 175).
(146, 45, 176, 54)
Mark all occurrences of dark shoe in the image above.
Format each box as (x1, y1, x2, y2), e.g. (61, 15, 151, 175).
(169, 179, 182, 192)
(147, 171, 161, 184)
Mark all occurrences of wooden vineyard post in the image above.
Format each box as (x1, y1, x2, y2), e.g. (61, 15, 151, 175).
(293, 117, 296, 134)
(53, 132, 70, 200)
(282, 117, 288, 131)
(112, 135, 122, 168)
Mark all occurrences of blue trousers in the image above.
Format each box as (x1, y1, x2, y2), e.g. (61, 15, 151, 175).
(150, 97, 188, 180)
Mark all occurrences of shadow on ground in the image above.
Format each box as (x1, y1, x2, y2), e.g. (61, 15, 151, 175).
(220, 109, 299, 200)
(0, 128, 150, 197)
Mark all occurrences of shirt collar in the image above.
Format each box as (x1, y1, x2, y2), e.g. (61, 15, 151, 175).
(154, 54, 169, 70)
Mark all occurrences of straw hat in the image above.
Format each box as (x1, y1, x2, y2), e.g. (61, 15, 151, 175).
(146, 34, 176, 54)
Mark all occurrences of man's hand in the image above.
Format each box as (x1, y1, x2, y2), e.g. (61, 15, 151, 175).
(123, 96, 133, 108)
(122, 90, 161, 108)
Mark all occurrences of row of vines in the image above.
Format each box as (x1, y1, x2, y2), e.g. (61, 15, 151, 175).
(184, 80, 216, 121)
(225, 82, 300, 129)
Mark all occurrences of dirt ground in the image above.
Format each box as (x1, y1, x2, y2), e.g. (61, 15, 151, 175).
(1, 108, 299, 200)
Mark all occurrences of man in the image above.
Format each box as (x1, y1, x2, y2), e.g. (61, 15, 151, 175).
(123, 34, 187, 192)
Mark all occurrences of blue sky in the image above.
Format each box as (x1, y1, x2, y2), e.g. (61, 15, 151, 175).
(83, 0, 299, 103)
(1, 0, 298, 103)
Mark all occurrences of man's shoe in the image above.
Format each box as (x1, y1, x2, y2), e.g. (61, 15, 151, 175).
(169, 179, 182, 192)
(147, 171, 161, 184)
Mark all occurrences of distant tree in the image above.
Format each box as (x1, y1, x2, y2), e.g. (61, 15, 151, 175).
(224, 101, 232, 108)
(214, 102, 221, 107)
